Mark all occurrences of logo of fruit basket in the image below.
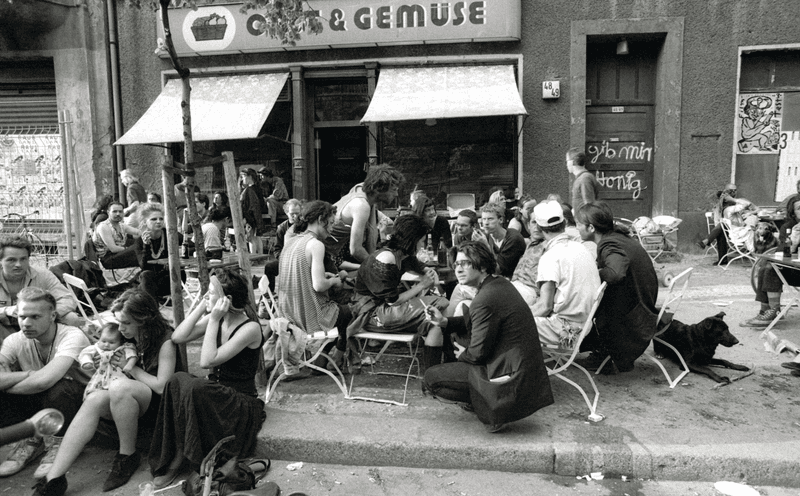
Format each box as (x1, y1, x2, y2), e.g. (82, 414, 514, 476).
(183, 7, 235, 52)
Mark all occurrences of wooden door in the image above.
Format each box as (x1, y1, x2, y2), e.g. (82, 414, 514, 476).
(585, 106, 654, 220)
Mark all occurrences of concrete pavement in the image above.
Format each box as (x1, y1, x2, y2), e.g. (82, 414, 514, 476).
(253, 254, 800, 487)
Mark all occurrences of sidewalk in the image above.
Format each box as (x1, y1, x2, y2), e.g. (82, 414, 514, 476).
(252, 255, 800, 486)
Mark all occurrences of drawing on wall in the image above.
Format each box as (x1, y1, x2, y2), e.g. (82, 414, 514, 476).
(735, 93, 783, 154)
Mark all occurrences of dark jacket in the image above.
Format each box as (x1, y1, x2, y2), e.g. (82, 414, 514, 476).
(449, 275, 553, 425)
(492, 228, 526, 277)
(594, 231, 659, 369)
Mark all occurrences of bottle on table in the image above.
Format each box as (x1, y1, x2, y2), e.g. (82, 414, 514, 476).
(426, 233, 435, 263)
(784, 228, 792, 258)
(437, 239, 447, 266)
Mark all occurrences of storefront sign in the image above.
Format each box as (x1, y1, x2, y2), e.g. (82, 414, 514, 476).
(161, 0, 521, 56)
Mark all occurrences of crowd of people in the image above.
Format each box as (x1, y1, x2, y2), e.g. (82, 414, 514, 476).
(0, 151, 679, 495)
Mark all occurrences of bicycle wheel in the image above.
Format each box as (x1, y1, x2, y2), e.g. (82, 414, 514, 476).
(25, 232, 50, 268)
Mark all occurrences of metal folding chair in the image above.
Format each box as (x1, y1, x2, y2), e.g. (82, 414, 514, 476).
(348, 332, 421, 407)
(542, 282, 607, 422)
(719, 219, 756, 269)
(259, 280, 349, 403)
(704, 211, 718, 257)
(647, 267, 693, 388)
(62, 273, 110, 338)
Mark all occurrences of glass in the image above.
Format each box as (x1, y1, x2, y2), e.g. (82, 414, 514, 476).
(453, 260, 473, 269)
(314, 80, 370, 122)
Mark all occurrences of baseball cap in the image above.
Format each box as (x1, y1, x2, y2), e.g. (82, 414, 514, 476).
(533, 200, 564, 227)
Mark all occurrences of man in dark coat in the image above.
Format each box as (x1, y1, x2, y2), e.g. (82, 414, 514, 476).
(575, 202, 659, 372)
(422, 241, 554, 433)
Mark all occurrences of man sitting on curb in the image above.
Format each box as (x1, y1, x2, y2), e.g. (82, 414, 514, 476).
(529, 201, 601, 348)
(0, 287, 90, 479)
(0, 237, 84, 343)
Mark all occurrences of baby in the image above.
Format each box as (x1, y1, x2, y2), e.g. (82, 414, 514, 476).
(78, 323, 138, 400)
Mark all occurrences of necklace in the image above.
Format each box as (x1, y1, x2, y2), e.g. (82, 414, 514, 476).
(150, 235, 164, 259)
(34, 325, 56, 365)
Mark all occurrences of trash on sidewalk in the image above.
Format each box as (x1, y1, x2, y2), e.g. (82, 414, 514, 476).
(713, 480, 760, 496)
(286, 461, 303, 471)
(762, 331, 800, 355)
(576, 472, 604, 481)
(712, 301, 734, 307)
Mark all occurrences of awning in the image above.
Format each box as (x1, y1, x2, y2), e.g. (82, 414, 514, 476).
(360, 65, 527, 123)
(115, 73, 288, 145)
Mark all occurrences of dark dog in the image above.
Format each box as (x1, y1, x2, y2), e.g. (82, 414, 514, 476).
(653, 311, 750, 383)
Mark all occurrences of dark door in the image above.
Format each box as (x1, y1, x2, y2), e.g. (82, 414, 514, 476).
(585, 106, 654, 220)
(316, 127, 367, 204)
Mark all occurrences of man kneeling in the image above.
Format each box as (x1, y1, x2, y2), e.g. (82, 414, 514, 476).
(529, 201, 600, 348)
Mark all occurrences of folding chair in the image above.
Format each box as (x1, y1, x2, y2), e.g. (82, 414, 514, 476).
(260, 281, 349, 403)
(704, 212, 719, 257)
(347, 331, 421, 407)
(62, 273, 110, 337)
(542, 282, 607, 422)
(719, 219, 756, 269)
(647, 267, 693, 388)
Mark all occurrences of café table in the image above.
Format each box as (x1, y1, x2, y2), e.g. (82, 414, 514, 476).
(757, 252, 800, 336)
(146, 252, 270, 270)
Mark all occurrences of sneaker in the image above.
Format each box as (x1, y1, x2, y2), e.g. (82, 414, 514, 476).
(33, 437, 61, 480)
(102, 451, 140, 492)
(0, 437, 44, 477)
(30, 475, 67, 496)
(741, 308, 779, 327)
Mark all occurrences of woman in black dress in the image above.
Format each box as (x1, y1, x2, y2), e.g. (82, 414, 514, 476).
(149, 267, 265, 489)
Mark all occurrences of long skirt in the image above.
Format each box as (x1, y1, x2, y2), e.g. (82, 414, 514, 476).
(148, 372, 265, 475)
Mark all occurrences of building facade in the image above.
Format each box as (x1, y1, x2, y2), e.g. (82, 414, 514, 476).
(3, 1, 799, 250)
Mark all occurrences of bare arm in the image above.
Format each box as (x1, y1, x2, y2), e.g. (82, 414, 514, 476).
(0, 358, 30, 390)
(6, 356, 74, 394)
(347, 199, 372, 263)
(531, 281, 555, 317)
(200, 299, 262, 369)
(309, 239, 341, 293)
(127, 340, 176, 396)
(171, 299, 210, 344)
(96, 224, 126, 253)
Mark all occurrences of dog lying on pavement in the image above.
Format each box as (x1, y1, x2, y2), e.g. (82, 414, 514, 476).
(653, 311, 750, 383)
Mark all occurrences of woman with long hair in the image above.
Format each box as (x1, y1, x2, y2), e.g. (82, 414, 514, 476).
(135, 203, 183, 299)
(149, 267, 265, 489)
(36, 290, 177, 495)
(412, 195, 452, 252)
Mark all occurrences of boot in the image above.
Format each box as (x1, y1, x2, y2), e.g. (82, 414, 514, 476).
(420, 346, 443, 374)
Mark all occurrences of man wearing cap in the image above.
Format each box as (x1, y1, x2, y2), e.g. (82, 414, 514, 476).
(239, 168, 263, 233)
(530, 201, 600, 347)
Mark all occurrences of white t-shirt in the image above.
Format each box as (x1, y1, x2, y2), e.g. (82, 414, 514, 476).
(537, 233, 600, 324)
(0, 324, 92, 385)
(201, 223, 223, 251)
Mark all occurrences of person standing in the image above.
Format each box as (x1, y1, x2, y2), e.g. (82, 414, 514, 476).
(422, 242, 554, 433)
(239, 168, 263, 234)
(567, 147, 601, 213)
(0, 287, 90, 480)
(93, 201, 141, 269)
(575, 202, 658, 373)
(263, 198, 302, 290)
(121, 170, 147, 217)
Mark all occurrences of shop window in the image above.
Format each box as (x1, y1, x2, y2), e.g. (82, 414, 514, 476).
(380, 116, 516, 210)
(314, 80, 370, 122)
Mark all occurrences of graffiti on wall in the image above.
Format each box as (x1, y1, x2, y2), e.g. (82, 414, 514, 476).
(587, 140, 653, 164)
(735, 93, 783, 154)
(596, 170, 645, 200)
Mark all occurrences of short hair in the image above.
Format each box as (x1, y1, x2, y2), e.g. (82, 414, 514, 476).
(387, 214, 428, 256)
(120, 169, 138, 182)
(17, 287, 56, 310)
(575, 202, 615, 234)
(567, 147, 586, 167)
(457, 209, 479, 226)
(0, 236, 33, 257)
(480, 202, 505, 219)
(283, 198, 302, 213)
(148, 192, 162, 203)
(108, 201, 125, 211)
(294, 200, 336, 233)
(456, 241, 496, 275)
(138, 202, 164, 230)
(195, 193, 210, 210)
(208, 206, 230, 223)
(540, 221, 566, 234)
(362, 164, 404, 196)
(412, 195, 435, 218)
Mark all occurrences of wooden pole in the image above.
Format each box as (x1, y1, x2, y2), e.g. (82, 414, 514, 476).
(222, 151, 254, 301)
(57, 111, 74, 260)
(161, 154, 184, 320)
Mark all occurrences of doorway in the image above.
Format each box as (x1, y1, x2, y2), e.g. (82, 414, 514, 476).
(316, 127, 367, 203)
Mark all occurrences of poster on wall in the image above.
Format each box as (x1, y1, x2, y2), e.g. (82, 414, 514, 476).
(735, 93, 783, 154)
(775, 130, 800, 201)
